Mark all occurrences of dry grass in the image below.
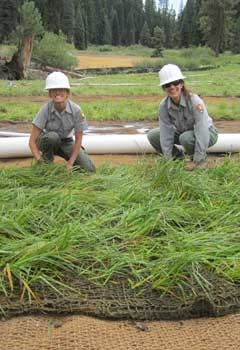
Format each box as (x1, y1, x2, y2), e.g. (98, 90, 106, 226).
(76, 55, 144, 69)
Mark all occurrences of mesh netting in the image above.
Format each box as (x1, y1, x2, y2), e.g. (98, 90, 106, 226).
(1, 276, 240, 320)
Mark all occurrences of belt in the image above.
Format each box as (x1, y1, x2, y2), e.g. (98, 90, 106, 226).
(61, 137, 73, 142)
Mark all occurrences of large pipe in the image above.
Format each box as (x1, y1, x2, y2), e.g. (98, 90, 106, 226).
(207, 134, 240, 153)
(0, 133, 239, 158)
(0, 131, 30, 137)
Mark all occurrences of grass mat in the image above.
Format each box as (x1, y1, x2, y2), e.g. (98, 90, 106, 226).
(0, 159, 240, 319)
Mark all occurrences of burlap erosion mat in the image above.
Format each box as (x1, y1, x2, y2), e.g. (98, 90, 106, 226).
(1, 313, 240, 350)
(1, 276, 240, 321)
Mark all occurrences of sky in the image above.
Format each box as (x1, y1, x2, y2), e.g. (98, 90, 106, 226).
(168, 0, 187, 13)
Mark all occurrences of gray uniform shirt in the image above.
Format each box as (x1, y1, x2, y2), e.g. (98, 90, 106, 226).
(32, 99, 88, 139)
(159, 93, 213, 163)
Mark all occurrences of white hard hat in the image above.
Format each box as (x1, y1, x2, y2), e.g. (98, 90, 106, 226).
(159, 64, 186, 86)
(45, 71, 70, 90)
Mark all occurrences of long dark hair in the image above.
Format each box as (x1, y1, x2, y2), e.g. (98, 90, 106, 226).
(181, 81, 191, 100)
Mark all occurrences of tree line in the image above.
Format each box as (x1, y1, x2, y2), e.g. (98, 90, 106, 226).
(0, 0, 240, 56)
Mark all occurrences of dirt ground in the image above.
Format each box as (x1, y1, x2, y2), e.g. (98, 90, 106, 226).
(76, 54, 147, 69)
(1, 94, 240, 105)
(0, 115, 239, 133)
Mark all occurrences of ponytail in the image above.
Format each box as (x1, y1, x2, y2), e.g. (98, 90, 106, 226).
(181, 82, 191, 100)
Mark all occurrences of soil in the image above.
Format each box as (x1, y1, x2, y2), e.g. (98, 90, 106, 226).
(1, 94, 240, 105)
(76, 54, 146, 69)
(1, 116, 240, 134)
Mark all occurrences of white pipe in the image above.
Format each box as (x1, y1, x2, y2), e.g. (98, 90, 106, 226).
(0, 134, 239, 158)
(83, 134, 155, 154)
(0, 134, 154, 158)
(0, 137, 32, 158)
(0, 131, 30, 137)
(207, 134, 240, 153)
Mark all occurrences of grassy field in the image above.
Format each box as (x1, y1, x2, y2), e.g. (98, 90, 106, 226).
(1, 65, 240, 122)
(1, 46, 240, 123)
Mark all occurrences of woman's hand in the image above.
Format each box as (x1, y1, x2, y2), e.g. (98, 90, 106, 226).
(66, 161, 73, 172)
(186, 161, 208, 171)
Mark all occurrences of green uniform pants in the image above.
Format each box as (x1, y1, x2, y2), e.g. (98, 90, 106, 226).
(147, 127, 218, 158)
(37, 131, 96, 172)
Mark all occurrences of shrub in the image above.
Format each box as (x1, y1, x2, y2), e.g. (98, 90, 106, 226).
(33, 32, 77, 70)
(99, 45, 113, 52)
(134, 47, 215, 70)
(0, 45, 16, 59)
(179, 46, 215, 67)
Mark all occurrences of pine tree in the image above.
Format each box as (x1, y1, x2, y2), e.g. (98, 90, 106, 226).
(62, 0, 75, 43)
(159, 8, 176, 49)
(132, 0, 144, 43)
(151, 26, 164, 56)
(179, 0, 202, 48)
(111, 10, 120, 46)
(93, 1, 107, 45)
(144, 0, 156, 35)
(0, 0, 22, 43)
(103, 14, 112, 44)
(125, 9, 135, 45)
(74, 4, 86, 49)
(230, 0, 240, 53)
(8, 1, 43, 78)
(231, 17, 240, 53)
(232, 0, 240, 17)
(116, 0, 125, 45)
(139, 21, 151, 46)
(82, 0, 97, 44)
(200, 0, 232, 56)
(33, 0, 62, 34)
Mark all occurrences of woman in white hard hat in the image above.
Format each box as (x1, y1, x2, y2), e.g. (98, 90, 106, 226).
(147, 64, 218, 166)
(29, 71, 95, 172)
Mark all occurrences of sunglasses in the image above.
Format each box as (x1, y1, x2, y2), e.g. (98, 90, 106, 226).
(163, 80, 182, 89)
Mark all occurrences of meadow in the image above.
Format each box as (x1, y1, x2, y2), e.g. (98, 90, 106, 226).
(1, 47, 240, 122)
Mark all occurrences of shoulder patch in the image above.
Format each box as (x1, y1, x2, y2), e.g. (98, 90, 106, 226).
(196, 103, 204, 112)
(79, 111, 85, 120)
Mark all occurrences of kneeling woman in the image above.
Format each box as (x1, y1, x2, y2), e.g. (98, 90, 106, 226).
(29, 71, 95, 172)
(147, 64, 218, 165)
